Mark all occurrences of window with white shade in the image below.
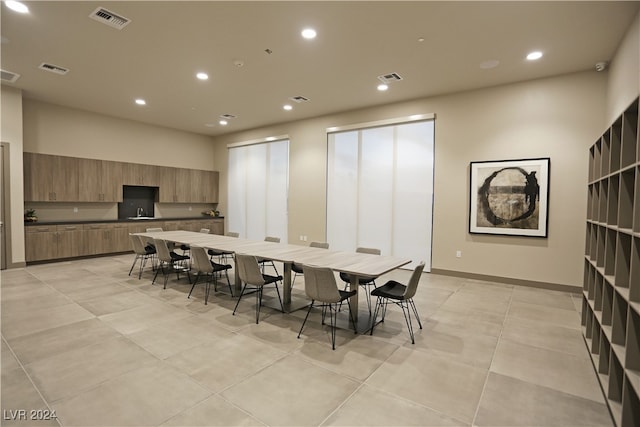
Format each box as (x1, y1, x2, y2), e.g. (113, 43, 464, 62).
(327, 119, 434, 270)
(227, 139, 289, 242)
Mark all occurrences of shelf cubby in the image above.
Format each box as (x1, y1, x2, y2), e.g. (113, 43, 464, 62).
(594, 138, 603, 180)
(605, 228, 617, 276)
(621, 377, 640, 427)
(597, 225, 606, 268)
(615, 232, 632, 288)
(619, 168, 635, 230)
(621, 100, 638, 169)
(609, 352, 624, 402)
(609, 126, 622, 174)
(609, 174, 620, 226)
(612, 290, 628, 347)
(585, 97, 639, 427)
(603, 281, 615, 326)
(600, 179, 610, 223)
(634, 167, 640, 233)
(629, 237, 640, 304)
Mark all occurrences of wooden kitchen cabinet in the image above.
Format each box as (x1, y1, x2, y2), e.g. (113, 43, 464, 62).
(25, 224, 83, 261)
(24, 153, 79, 201)
(123, 162, 159, 187)
(78, 158, 123, 202)
(191, 170, 219, 203)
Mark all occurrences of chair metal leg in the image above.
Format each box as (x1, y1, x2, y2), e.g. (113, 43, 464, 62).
(188, 273, 201, 299)
(232, 283, 248, 316)
(273, 282, 284, 312)
(256, 286, 263, 324)
(329, 303, 337, 350)
(400, 301, 416, 344)
(204, 274, 212, 305)
(139, 256, 149, 279)
(344, 299, 358, 334)
(370, 296, 383, 335)
(297, 300, 315, 338)
(409, 299, 422, 329)
(129, 255, 139, 277)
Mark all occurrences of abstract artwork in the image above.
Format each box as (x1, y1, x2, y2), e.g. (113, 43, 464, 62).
(469, 158, 550, 237)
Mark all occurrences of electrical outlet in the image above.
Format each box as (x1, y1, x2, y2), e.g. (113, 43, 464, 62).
(456, 250, 462, 258)
(303, 235, 308, 241)
(299, 235, 304, 241)
(73, 207, 78, 213)
(188, 206, 193, 211)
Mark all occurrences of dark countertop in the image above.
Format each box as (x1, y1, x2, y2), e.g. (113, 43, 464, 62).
(24, 216, 224, 226)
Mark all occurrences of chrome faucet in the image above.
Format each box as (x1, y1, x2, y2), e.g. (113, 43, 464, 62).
(136, 207, 144, 217)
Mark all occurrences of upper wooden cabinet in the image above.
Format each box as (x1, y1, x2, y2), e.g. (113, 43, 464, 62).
(24, 153, 79, 201)
(78, 158, 123, 202)
(159, 166, 218, 203)
(24, 153, 218, 204)
(123, 162, 159, 187)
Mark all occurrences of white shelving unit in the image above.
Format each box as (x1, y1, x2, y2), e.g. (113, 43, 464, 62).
(584, 97, 640, 427)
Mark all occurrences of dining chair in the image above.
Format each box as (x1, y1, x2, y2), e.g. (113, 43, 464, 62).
(297, 264, 357, 350)
(188, 246, 232, 304)
(152, 238, 191, 289)
(291, 241, 329, 287)
(180, 227, 210, 257)
(128, 234, 156, 279)
(233, 253, 284, 323)
(370, 261, 425, 344)
(340, 247, 381, 314)
(208, 230, 239, 264)
(257, 236, 281, 276)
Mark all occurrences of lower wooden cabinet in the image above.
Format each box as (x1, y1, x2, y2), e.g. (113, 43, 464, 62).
(25, 225, 84, 262)
(25, 218, 224, 262)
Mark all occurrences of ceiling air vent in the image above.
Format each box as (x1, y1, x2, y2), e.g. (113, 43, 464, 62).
(39, 63, 69, 75)
(0, 69, 20, 83)
(89, 7, 131, 30)
(289, 95, 310, 103)
(220, 114, 237, 120)
(378, 72, 403, 84)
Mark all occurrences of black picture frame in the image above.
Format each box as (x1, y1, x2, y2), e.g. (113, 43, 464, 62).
(469, 157, 550, 237)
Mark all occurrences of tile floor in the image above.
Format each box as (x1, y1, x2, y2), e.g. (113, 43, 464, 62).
(1, 254, 613, 426)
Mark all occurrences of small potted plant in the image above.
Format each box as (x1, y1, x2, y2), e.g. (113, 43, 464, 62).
(24, 208, 38, 222)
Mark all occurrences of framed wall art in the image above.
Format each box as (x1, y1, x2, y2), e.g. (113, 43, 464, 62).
(469, 157, 550, 237)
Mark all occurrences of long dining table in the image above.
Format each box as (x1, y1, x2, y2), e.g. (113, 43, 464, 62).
(135, 230, 411, 325)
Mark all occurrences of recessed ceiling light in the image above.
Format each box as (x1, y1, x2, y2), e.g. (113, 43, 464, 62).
(5, 1, 29, 13)
(480, 59, 500, 69)
(526, 51, 543, 61)
(283, 104, 293, 111)
(135, 99, 146, 105)
(219, 120, 228, 126)
(301, 28, 317, 39)
(377, 84, 389, 91)
(196, 72, 208, 80)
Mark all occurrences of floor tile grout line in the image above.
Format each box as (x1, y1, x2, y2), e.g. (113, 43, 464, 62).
(1, 334, 63, 427)
(470, 285, 514, 427)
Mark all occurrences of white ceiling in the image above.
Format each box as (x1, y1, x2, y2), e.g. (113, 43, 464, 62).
(1, 1, 639, 137)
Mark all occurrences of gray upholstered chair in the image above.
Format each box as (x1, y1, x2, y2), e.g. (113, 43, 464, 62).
(128, 234, 156, 279)
(256, 236, 281, 276)
(291, 241, 329, 287)
(188, 246, 232, 304)
(152, 238, 190, 289)
(233, 253, 284, 323)
(340, 246, 381, 313)
(297, 264, 357, 350)
(370, 261, 425, 344)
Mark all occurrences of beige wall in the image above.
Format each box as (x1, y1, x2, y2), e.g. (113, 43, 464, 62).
(214, 71, 607, 288)
(1, 85, 25, 266)
(23, 99, 216, 170)
(607, 11, 640, 123)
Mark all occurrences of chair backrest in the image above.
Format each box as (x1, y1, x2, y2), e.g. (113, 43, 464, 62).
(190, 246, 213, 274)
(356, 247, 381, 255)
(154, 238, 173, 263)
(146, 227, 164, 232)
(199, 228, 210, 234)
(129, 234, 146, 255)
(302, 265, 342, 303)
(235, 254, 266, 286)
(264, 236, 280, 243)
(310, 241, 329, 249)
(403, 262, 426, 299)
(226, 232, 239, 238)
